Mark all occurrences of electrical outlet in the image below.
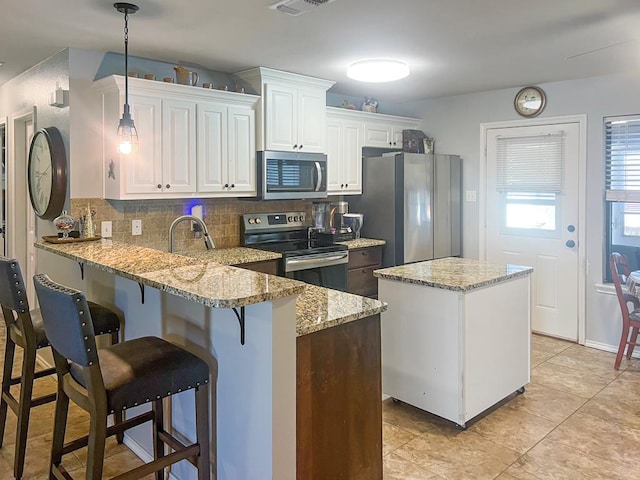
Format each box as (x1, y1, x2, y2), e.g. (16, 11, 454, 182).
(465, 190, 477, 202)
(132, 219, 142, 236)
(101, 221, 112, 238)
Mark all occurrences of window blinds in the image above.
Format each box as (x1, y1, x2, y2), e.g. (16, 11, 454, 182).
(496, 132, 565, 193)
(604, 116, 640, 202)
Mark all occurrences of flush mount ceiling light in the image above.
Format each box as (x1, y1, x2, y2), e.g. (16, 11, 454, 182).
(114, 2, 139, 155)
(346, 59, 410, 83)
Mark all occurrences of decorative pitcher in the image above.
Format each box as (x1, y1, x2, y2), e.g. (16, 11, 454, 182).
(174, 65, 198, 86)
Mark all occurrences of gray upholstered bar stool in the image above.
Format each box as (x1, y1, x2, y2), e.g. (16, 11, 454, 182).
(33, 273, 211, 480)
(0, 257, 122, 479)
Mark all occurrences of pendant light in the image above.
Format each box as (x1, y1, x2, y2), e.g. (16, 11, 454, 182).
(114, 2, 139, 155)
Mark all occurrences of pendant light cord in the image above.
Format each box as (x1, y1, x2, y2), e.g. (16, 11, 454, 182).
(123, 8, 130, 116)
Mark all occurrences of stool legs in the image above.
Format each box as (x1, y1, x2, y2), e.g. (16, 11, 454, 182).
(152, 399, 165, 480)
(86, 413, 107, 480)
(0, 336, 15, 448)
(13, 345, 37, 479)
(50, 383, 69, 478)
(195, 386, 210, 480)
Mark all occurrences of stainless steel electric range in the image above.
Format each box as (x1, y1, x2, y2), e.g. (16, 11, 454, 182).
(241, 212, 349, 291)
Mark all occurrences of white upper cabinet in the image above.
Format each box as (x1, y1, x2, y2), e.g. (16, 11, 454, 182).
(94, 75, 258, 200)
(197, 102, 256, 195)
(235, 67, 334, 153)
(326, 109, 363, 195)
(363, 115, 421, 149)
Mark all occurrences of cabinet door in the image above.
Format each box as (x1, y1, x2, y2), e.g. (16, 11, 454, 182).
(391, 128, 404, 148)
(265, 83, 297, 151)
(197, 102, 227, 193)
(364, 122, 393, 148)
(162, 99, 196, 193)
(126, 95, 163, 194)
(342, 120, 363, 194)
(227, 106, 256, 194)
(297, 87, 326, 153)
(326, 119, 343, 194)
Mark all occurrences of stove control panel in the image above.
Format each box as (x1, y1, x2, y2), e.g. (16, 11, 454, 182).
(243, 212, 307, 231)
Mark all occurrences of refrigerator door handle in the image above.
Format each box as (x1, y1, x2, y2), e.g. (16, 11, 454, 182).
(314, 161, 323, 192)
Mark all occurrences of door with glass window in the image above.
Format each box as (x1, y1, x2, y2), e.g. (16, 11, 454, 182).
(485, 123, 580, 340)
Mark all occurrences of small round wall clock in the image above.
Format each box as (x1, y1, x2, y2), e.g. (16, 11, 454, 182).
(28, 127, 67, 220)
(514, 86, 546, 118)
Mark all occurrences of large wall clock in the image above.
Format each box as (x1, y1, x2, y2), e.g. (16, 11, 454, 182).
(28, 126, 67, 220)
(514, 86, 546, 118)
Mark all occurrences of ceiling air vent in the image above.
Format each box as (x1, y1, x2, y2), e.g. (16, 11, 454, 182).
(269, 0, 336, 17)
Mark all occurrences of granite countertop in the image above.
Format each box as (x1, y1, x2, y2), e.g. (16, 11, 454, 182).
(374, 257, 533, 292)
(36, 240, 386, 335)
(182, 247, 281, 265)
(338, 238, 386, 249)
(295, 285, 386, 336)
(35, 240, 302, 308)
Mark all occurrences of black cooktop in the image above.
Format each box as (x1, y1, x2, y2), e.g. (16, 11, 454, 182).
(249, 239, 347, 257)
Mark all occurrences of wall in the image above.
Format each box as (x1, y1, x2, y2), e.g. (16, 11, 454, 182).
(414, 70, 640, 350)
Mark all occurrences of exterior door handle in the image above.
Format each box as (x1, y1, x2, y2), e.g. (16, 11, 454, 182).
(566, 240, 576, 248)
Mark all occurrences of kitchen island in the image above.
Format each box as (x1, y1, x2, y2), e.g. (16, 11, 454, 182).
(36, 240, 386, 480)
(374, 257, 533, 428)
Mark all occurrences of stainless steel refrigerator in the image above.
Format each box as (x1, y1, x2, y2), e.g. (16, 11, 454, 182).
(350, 153, 462, 267)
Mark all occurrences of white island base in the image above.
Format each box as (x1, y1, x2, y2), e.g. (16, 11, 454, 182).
(377, 260, 531, 428)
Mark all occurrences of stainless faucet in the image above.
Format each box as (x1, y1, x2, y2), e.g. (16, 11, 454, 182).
(168, 215, 214, 253)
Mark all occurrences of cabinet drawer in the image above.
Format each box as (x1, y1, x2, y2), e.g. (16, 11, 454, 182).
(348, 247, 382, 269)
(347, 266, 378, 297)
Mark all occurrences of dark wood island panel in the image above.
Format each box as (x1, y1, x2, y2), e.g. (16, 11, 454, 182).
(296, 314, 382, 480)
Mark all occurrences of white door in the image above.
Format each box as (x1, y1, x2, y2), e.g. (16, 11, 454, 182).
(265, 83, 296, 151)
(127, 95, 162, 194)
(197, 102, 226, 193)
(484, 121, 581, 340)
(296, 86, 326, 153)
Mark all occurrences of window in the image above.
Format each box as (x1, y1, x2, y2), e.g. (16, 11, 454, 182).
(604, 115, 640, 280)
(496, 132, 564, 237)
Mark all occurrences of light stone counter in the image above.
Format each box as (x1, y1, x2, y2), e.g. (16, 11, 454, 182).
(295, 285, 386, 336)
(36, 240, 386, 334)
(337, 238, 386, 249)
(35, 240, 302, 308)
(182, 246, 281, 265)
(374, 256, 533, 292)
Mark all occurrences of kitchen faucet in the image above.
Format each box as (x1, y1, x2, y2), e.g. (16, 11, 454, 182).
(168, 215, 214, 253)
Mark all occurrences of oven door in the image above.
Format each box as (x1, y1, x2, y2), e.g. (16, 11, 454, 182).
(284, 251, 349, 291)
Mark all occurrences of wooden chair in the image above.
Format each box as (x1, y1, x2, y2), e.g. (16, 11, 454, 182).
(33, 273, 210, 480)
(0, 257, 122, 479)
(609, 252, 640, 369)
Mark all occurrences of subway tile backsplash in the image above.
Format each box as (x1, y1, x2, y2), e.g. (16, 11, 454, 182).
(70, 197, 314, 254)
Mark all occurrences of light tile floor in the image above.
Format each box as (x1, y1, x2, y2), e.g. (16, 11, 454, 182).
(0, 333, 638, 479)
(383, 334, 640, 479)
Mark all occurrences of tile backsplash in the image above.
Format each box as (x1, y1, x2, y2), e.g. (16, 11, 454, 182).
(70, 197, 315, 254)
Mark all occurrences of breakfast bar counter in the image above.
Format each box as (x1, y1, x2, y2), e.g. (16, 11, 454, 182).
(375, 257, 533, 428)
(36, 239, 386, 479)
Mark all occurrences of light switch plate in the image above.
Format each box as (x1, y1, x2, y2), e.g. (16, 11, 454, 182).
(101, 221, 112, 238)
(465, 190, 477, 202)
(132, 219, 142, 236)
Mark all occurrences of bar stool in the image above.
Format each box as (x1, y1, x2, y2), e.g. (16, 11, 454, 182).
(33, 273, 211, 480)
(609, 252, 640, 369)
(0, 257, 122, 479)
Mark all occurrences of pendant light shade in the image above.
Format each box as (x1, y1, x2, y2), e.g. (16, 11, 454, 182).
(347, 59, 410, 83)
(114, 2, 139, 155)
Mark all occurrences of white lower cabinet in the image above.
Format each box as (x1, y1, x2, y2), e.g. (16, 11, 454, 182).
(327, 113, 363, 195)
(95, 75, 258, 200)
(197, 103, 256, 196)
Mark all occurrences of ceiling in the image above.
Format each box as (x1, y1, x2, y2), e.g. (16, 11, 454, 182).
(3, 0, 640, 103)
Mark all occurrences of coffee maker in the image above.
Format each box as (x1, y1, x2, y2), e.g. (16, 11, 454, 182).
(329, 201, 351, 234)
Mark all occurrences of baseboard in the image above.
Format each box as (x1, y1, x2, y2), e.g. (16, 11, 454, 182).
(584, 339, 640, 359)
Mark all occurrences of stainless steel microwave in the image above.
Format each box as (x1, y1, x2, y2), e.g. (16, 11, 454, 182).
(257, 151, 327, 200)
